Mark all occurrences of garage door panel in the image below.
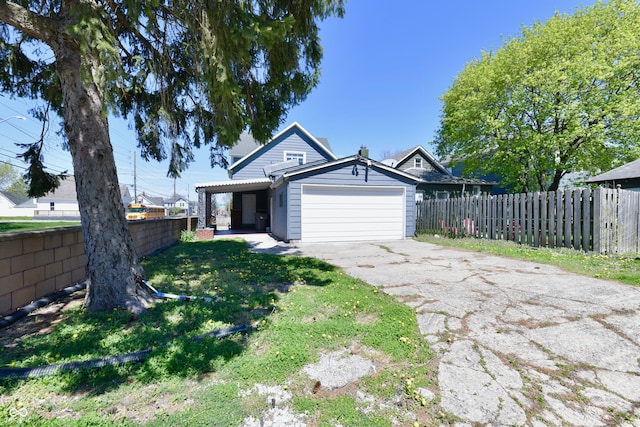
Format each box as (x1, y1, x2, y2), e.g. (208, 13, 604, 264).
(303, 210, 402, 220)
(301, 185, 405, 242)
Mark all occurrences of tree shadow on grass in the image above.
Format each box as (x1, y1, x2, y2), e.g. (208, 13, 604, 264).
(0, 239, 336, 395)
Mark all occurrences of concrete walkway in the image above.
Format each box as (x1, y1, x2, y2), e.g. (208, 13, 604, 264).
(242, 234, 640, 426)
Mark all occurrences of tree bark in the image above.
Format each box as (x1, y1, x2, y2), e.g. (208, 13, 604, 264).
(547, 169, 565, 193)
(53, 37, 152, 313)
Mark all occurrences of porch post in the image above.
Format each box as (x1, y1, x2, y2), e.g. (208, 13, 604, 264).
(196, 188, 215, 239)
(197, 188, 206, 229)
(205, 192, 213, 226)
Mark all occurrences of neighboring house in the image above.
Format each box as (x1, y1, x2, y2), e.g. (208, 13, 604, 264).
(195, 122, 420, 242)
(34, 176, 81, 219)
(23, 176, 134, 219)
(174, 197, 191, 214)
(37, 177, 132, 218)
(0, 191, 34, 217)
(441, 157, 508, 195)
(136, 193, 164, 207)
(385, 146, 494, 200)
(586, 158, 640, 191)
(443, 155, 584, 194)
(120, 185, 133, 208)
(13, 197, 37, 217)
(163, 195, 192, 215)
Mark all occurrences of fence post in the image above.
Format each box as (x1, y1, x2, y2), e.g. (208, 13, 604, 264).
(512, 193, 520, 243)
(564, 189, 572, 248)
(496, 194, 503, 240)
(518, 194, 525, 244)
(488, 196, 498, 240)
(573, 190, 581, 250)
(541, 192, 548, 247)
(548, 192, 555, 248)
(533, 192, 540, 247)
(555, 191, 563, 247)
(593, 188, 601, 253)
(582, 189, 591, 252)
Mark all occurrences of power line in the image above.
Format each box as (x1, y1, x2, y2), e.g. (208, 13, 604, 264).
(1, 100, 204, 200)
(0, 158, 27, 170)
(0, 144, 69, 175)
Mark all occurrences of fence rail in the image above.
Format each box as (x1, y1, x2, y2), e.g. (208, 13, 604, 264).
(416, 188, 640, 254)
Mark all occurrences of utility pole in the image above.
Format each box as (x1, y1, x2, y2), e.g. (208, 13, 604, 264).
(186, 184, 190, 230)
(133, 151, 137, 201)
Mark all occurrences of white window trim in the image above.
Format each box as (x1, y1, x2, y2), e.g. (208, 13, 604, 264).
(284, 151, 306, 165)
(414, 158, 423, 168)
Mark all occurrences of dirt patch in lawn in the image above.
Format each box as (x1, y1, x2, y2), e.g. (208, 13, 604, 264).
(1, 291, 85, 347)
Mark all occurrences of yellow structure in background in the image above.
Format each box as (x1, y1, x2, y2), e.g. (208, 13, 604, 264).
(126, 203, 165, 221)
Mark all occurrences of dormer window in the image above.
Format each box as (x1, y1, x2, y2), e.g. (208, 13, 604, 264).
(285, 151, 306, 165)
(414, 158, 423, 168)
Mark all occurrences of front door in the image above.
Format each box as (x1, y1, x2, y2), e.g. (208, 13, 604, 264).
(242, 194, 256, 225)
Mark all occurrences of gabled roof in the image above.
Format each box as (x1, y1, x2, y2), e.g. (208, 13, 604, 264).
(229, 131, 333, 160)
(228, 122, 337, 173)
(0, 190, 29, 206)
(228, 133, 265, 159)
(137, 194, 164, 206)
(164, 194, 188, 204)
(120, 186, 131, 197)
(270, 155, 421, 188)
(39, 175, 78, 202)
(394, 146, 450, 175)
(0, 191, 15, 206)
(586, 158, 640, 183)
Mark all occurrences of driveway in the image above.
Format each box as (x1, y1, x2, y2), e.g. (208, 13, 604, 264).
(247, 235, 640, 426)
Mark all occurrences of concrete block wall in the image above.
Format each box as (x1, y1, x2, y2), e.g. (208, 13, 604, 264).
(0, 217, 194, 316)
(0, 227, 86, 316)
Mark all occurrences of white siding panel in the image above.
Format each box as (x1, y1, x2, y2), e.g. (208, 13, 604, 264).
(301, 185, 405, 242)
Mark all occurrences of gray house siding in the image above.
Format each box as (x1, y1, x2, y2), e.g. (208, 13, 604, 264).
(271, 160, 417, 242)
(271, 186, 288, 239)
(231, 128, 334, 180)
(397, 153, 438, 174)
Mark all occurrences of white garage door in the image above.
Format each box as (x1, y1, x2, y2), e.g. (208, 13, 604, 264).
(301, 185, 405, 242)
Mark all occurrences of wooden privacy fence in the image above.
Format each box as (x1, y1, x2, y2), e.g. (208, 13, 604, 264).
(416, 188, 640, 254)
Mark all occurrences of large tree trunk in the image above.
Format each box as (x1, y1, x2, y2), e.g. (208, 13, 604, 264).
(54, 38, 152, 313)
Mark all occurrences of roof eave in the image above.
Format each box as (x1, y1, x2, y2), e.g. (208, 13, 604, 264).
(195, 178, 272, 193)
(276, 155, 421, 184)
(228, 122, 337, 173)
(396, 146, 450, 175)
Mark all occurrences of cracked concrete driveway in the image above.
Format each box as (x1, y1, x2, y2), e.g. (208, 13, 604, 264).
(263, 237, 640, 426)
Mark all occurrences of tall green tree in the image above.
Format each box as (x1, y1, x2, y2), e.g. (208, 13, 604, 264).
(0, 0, 344, 313)
(0, 162, 28, 202)
(0, 162, 20, 190)
(436, 0, 640, 193)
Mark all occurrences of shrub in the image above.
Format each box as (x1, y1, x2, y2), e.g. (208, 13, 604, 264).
(180, 230, 196, 242)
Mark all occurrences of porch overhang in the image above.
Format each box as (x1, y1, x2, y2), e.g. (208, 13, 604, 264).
(195, 178, 272, 231)
(195, 178, 271, 194)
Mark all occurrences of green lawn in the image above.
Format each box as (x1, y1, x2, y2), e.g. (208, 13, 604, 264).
(415, 233, 640, 287)
(0, 238, 436, 426)
(0, 221, 80, 233)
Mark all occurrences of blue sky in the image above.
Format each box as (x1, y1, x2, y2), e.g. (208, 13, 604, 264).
(0, 0, 595, 201)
